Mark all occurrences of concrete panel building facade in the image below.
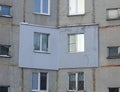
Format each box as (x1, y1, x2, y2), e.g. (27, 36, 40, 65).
(0, 0, 120, 92)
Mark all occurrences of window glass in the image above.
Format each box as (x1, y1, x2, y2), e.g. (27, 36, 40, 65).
(34, 0, 41, 13)
(34, 0, 49, 14)
(77, 0, 85, 14)
(32, 73, 38, 90)
(69, 73, 76, 90)
(109, 47, 118, 57)
(69, 0, 85, 15)
(78, 72, 84, 90)
(42, 34, 48, 51)
(34, 33, 49, 52)
(69, 73, 84, 91)
(108, 9, 119, 19)
(109, 88, 119, 92)
(69, 0, 76, 15)
(34, 33, 40, 50)
(2, 6, 10, 15)
(76, 34, 84, 52)
(32, 72, 48, 91)
(0, 45, 9, 56)
(69, 34, 84, 52)
(43, 0, 48, 13)
(40, 73, 47, 90)
(0, 87, 8, 92)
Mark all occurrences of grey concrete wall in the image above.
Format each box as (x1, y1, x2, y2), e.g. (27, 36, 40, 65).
(96, 67, 120, 92)
(95, 0, 120, 26)
(58, 69, 94, 92)
(25, 0, 58, 26)
(23, 68, 57, 92)
(59, 0, 94, 26)
(99, 27, 120, 66)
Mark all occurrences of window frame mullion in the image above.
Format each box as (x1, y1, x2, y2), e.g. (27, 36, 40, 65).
(40, 34, 42, 51)
(76, 73, 78, 91)
(38, 73, 41, 91)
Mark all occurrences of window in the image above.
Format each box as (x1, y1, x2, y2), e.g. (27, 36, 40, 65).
(69, 72, 84, 91)
(0, 86, 9, 92)
(34, 0, 50, 15)
(107, 46, 120, 59)
(107, 8, 120, 20)
(68, 0, 85, 15)
(34, 32, 49, 52)
(32, 72, 48, 92)
(68, 34, 84, 52)
(0, 5, 11, 17)
(109, 88, 120, 92)
(0, 45, 10, 57)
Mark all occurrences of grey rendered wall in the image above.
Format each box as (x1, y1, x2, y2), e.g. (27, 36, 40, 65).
(95, 0, 120, 92)
(58, 69, 94, 92)
(95, 0, 120, 26)
(59, 0, 94, 26)
(23, 68, 57, 92)
(25, 0, 58, 26)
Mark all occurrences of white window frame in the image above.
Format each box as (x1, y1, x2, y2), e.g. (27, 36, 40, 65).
(34, 0, 50, 15)
(34, 32, 49, 53)
(68, 33, 85, 53)
(68, 0, 85, 15)
(68, 72, 84, 91)
(32, 72, 49, 92)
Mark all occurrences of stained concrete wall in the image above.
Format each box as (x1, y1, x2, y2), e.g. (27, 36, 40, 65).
(95, 0, 120, 26)
(25, 0, 58, 26)
(23, 68, 57, 92)
(58, 69, 94, 92)
(59, 0, 94, 26)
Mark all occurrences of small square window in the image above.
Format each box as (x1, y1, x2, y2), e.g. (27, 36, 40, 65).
(109, 88, 119, 92)
(34, 0, 50, 15)
(32, 72, 48, 92)
(68, 0, 85, 15)
(0, 5, 11, 17)
(107, 8, 120, 20)
(69, 72, 84, 91)
(0, 45, 10, 57)
(68, 34, 84, 52)
(34, 32, 49, 52)
(107, 46, 120, 59)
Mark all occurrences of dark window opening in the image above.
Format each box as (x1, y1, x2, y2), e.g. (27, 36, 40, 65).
(0, 45, 10, 56)
(0, 86, 9, 92)
(40, 73, 47, 90)
(109, 88, 119, 92)
(107, 46, 120, 59)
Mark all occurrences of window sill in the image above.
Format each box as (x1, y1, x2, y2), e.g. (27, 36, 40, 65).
(0, 15, 12, 18)
(33, 12, 50, 16)
(106, 18, 120, 21)
(33, 50, 50, 54)
(67, 90, 85, 92)
(107, 56, 120, 59)
(67, 13, 85, 17)
(0, 55, 11, 58)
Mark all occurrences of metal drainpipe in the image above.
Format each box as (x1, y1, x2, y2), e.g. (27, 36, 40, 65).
(56, 0, 59, 27)
(92, 68, 96, 92)
(21, 68, 24, 92)
(56, 71, 59, 92)
(92, 0, 95, 23)
(23, 0, 26, 22)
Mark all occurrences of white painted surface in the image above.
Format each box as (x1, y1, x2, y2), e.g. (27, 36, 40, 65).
(19, 23, 98, 70)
